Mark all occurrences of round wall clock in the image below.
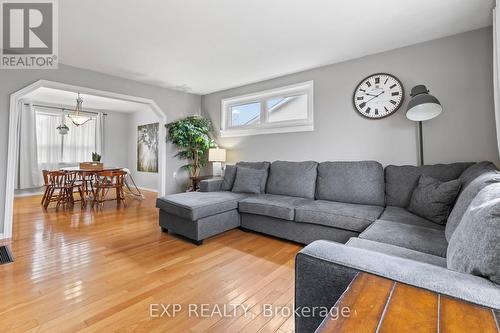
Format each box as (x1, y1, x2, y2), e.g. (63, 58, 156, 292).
(352, 73, 404, 119)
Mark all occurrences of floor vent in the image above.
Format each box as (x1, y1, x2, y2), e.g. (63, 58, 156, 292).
(0, 246, 14, 265)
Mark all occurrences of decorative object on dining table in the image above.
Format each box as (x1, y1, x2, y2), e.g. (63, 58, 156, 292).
(166, 116, 214, 178)
(79, 162, 104, 170)
(208, 147, 226, 177)
(137, 122, 159, 173)
(92, 152, 101, 162)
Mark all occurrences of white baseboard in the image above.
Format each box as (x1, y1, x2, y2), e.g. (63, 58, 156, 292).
(137, 187, 158, 193)
(14, 191, 44, 198)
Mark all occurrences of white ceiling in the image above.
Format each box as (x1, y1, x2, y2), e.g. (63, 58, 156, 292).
(23, 87, 149, 113)
(59, 0, 494, 95)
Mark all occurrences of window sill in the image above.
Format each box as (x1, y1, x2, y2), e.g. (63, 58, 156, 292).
(220, 123, 313, 138)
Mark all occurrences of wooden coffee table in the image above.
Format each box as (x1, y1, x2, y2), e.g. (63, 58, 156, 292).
(315, 273, 499, 333)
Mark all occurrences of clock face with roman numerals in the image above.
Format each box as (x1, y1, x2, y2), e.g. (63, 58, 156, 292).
(353, 73, 404, 119)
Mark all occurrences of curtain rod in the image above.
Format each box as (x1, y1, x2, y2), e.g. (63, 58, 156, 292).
(24, 103, 108, 116)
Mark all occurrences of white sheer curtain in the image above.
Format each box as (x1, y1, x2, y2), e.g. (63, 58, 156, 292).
(36, 110, 64, 171)
(493, 3, 500, 157)
(16, 103, 41, 189)
(63, 117, 97, 163)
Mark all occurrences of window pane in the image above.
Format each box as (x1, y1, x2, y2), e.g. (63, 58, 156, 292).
(267, 94, 308, 123)
(230, 102, 260, 127)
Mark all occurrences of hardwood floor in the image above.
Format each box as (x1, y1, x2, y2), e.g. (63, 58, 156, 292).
(0, 192, 302, 332)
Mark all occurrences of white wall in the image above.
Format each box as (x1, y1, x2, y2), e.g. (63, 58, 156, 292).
(128, 108, 160, 191)
(202, 28, 499, 166)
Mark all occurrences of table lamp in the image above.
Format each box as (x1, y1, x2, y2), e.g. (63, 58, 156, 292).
(406, 85, 442, 166)
(208, 147, 226, 177)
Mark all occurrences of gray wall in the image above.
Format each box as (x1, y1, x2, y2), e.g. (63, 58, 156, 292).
(128, 107, 161, 191)
(0, 63, 201, 234)
(103, 110, 130, 168)
(202, 28, 499, 167)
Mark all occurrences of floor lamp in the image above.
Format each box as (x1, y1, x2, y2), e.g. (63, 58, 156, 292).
(406, 85, 442, 166)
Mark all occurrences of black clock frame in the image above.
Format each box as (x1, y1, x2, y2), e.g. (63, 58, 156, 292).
(352, 72, 405, 120)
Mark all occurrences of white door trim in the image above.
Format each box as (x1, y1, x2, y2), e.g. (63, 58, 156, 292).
(2, 79, 168, 240)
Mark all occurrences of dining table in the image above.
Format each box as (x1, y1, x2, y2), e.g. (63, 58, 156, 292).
(59, 166, 126, 204)
(60, 166, 123, 173)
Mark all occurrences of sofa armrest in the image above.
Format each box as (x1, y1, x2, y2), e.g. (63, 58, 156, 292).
(199, 179, 223, 192)
(295, 240, 500, 333)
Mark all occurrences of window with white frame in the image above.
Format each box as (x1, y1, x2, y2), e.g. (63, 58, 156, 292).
(220, 81, 313, 137)
(35, 108, 97, 169)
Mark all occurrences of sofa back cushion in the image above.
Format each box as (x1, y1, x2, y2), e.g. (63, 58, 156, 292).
(266, 161, 318, 199)
(235, 161, 270, 193)
(316, 161, 385, 206)
(385, 162, 472, 208)
(458, 161, 498, 189)
(445, 171, 500, 241)
(447, 183, 500, 284)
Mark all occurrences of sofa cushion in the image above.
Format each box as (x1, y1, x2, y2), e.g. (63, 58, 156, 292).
(222, 165, 237, 190)
(238, 194, 311, 221)
(447, 183, 500, 284)
(346, 238, 447, 267)
(385, 162, 472, 207)
(156, 191, 250, 221)
(359, 220, 447, 257)
(236, 161, 270, 193)
(380, 206, 444, 230)
(446, 171, 500, 241)
(458, 161, 498, 188)
(294, 200, 383, 232)
(232, 166, 267, 194)
(407, 175, 461, 225)
(316, 161, 385, 206)
(266, 161, 318, 199)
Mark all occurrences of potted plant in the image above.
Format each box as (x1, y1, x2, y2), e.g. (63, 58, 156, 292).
(166, 116, 214, 178)
(92, 152, 102, 162)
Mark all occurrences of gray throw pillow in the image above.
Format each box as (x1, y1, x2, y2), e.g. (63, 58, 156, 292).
(236, 161, 270, 192)
(447, 183, 500, 284)
(407, 175, 461, 225)
(232, 166, 267, 194)
(223, 165, 237, 190)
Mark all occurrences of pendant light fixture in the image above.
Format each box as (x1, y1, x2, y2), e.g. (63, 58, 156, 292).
(56, 109, 69, 135)
(67, 93, 91, 126)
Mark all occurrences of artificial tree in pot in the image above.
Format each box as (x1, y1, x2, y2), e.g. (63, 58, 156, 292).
(166, 116, 214, 178)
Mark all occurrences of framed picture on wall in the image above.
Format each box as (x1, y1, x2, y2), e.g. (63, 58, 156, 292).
(137, 122, 159, 173)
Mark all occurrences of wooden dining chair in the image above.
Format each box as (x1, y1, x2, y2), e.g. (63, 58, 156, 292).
(43, 171, 69, 209)
(43, 171, 85, 209)
(65, 171, 86, 208)
(92, 170, 127, 208)
(41, 170, 50, 206)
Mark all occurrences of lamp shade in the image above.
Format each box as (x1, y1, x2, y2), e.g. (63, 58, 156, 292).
(208, 148, 226, 162)
(406, 85, 442, 121)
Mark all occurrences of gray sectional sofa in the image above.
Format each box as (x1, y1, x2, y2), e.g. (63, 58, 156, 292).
(156, 160, 500, 332)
